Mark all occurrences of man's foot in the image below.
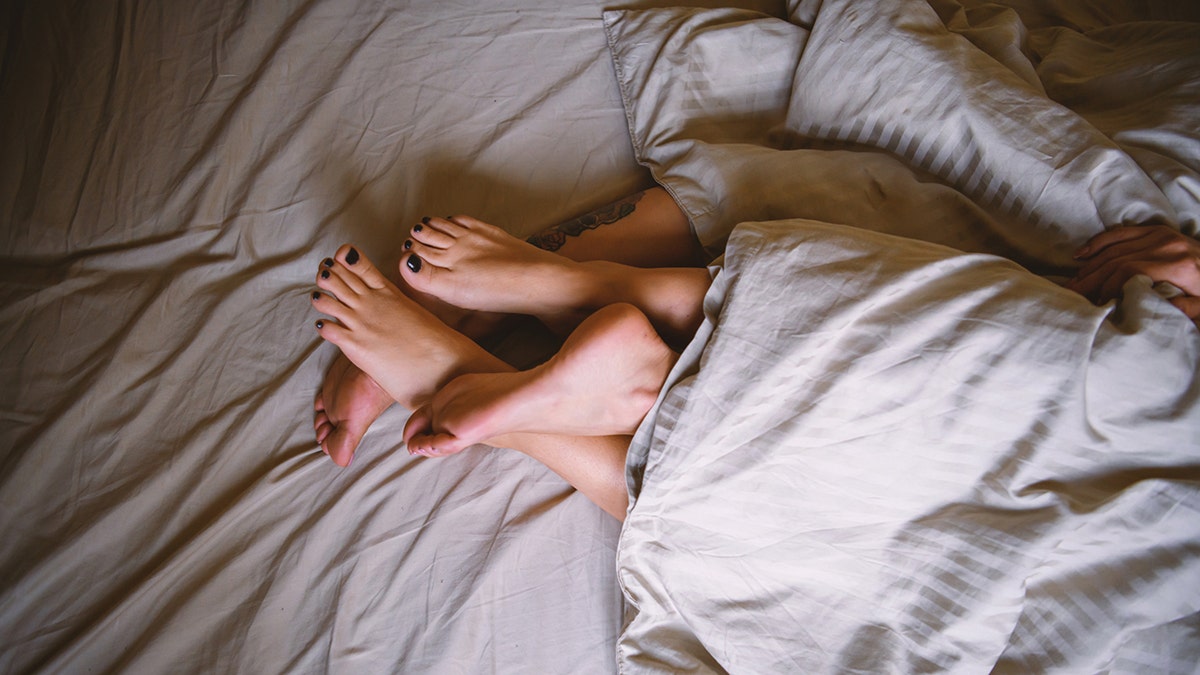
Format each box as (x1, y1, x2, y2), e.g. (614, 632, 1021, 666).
(314, 353, 393, 467)
(398, 215, 611, 331)
(402, 303, 677, 457)
(311, 245, 511, 447)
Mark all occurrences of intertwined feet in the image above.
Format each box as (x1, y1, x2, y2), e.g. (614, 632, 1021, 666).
(311, 245, 509, 464)
(402, 303, 677, 457)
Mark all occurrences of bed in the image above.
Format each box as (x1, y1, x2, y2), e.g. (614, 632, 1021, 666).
(2, 1, 1197, 673)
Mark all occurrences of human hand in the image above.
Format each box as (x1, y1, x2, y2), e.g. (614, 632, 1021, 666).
(1066, 224, 1200, 325)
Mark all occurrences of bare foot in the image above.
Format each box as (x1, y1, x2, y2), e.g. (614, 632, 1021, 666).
(398, 215, 610, 331)
(398, 215, 711, 346)
(313, 353, 393, 467)
(311, 244, 512, 424)
(401, 303, 677, 457)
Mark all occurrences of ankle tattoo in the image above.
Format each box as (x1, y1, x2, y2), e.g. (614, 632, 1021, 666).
(526, 190, 646, 252)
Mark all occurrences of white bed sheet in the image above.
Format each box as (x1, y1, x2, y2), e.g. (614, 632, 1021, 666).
(0, 1, 777, 672)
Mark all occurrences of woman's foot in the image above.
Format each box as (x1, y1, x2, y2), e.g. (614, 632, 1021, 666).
(398, 215, 610, 331)
(398, 215, 712, 345)
(311, 244, 512, 430)
(402, 303, 677, 457)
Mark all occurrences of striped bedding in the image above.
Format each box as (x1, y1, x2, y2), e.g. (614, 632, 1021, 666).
(606, 1, 1200, 672)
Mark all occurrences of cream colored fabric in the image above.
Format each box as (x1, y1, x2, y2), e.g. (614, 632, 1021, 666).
(607, 2, 1200, 672)
(620, 220, 1200, 673)
(606, 2, 1200, 273)
(0, 1, 809, 672)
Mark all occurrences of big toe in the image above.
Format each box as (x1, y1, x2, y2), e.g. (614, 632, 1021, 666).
(335, 244, 391, 290)
(323, 420, 370, 467)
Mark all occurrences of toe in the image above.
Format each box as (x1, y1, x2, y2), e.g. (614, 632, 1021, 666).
(318, 260, 362, 298)
(432, 216, 470, 236)
(399, 251, 439, 294)
(315, 317, 352, 344)
(412, 219, 457, 249)
(312, 289, 355, 326)
(402, 404, 434, 445)
(324, 421, 368, 467)
(335, 244, 391, 290)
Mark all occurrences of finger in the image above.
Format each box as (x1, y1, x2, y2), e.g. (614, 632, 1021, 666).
(1073, 231, 1167, 280)
(1065, 260, 1124, 301)
(1074, 224, 1160, 260)
(1170, 295, 1200, 321)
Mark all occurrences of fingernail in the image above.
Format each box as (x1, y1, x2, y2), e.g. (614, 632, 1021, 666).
(322, 257, 334, 268)
(406, 254, 422, 273)
(346, 247, 359, 265)
(312, 291, 321, 300)
(414, 224, 423, 233)
(321, 269, 330, 279)
(421, 216, 430, 224)
(404, 239, 412, 250)
(315, 319, 324, 329)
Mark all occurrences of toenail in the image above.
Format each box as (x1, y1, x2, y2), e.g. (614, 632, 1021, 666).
(346, 247, 359, 265)
(421, 216, 430, 224)
(404, 239, 412, 250)
(322, 257, 334, 268)
(312, 291, 321, 300)
(413, 224, 423, 233)
(321, 269, 330, 279)
(406, 254, 423, 273)
(315, 319, 324, 329)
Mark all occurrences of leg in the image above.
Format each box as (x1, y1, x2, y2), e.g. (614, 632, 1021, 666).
(525, 186, 708, 268)
(313, 186, 704, 462)
(403, 303, 676, 454)
(490, 432, 631, 520)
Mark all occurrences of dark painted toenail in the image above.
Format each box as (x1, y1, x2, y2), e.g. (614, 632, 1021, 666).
(312, 291, 321, 300)
(321, 269, 330, 279)
(444, 215, 453, 220)
(413, 224, 423, 233)
(404, 239, 412, 250)
(315, 319, 324, 329)
(346, 248, 359, 265)
(406, 254, 423, 273)
(322, 257, 334, 268)
(421, 216, 430, 224)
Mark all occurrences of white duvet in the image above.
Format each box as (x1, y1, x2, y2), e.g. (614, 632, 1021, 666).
(620, 220, 1200, 673)
(606, 1, 1200, 672)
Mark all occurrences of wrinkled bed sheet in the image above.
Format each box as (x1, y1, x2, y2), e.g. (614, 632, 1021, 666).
(606, 0, 1200, 672)
(0, 1, 774, 672)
